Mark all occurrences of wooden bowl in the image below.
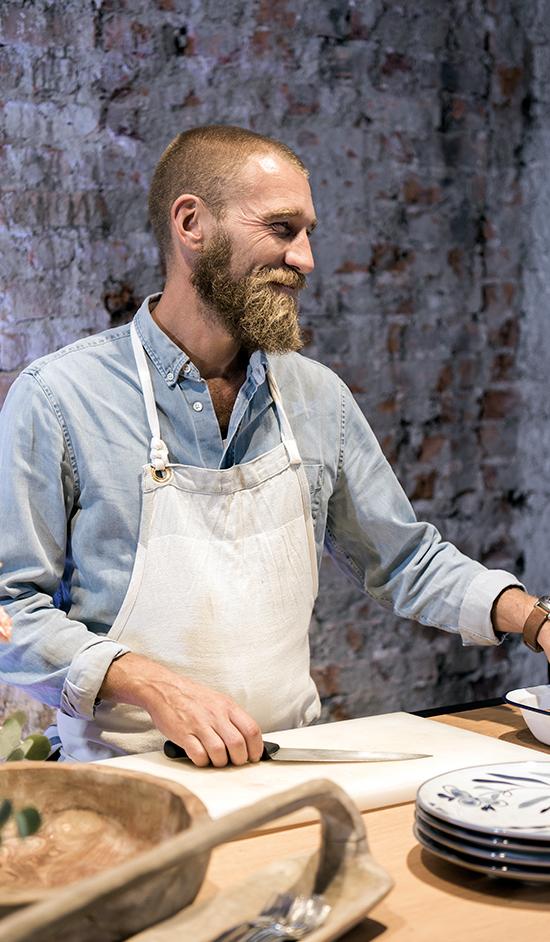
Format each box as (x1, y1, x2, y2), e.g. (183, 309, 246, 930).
(1, 777, 393, 942)
(0, 761, 209, 938)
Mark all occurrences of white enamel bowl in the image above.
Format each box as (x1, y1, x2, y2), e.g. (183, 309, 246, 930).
(505, 685, 550, 747)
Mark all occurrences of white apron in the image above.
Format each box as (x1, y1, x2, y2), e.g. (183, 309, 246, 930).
(57, 322, 321, 761)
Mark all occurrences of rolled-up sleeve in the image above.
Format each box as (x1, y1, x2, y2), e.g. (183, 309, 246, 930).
(0, 373, 129, 718)
(325, 382, 522, 646)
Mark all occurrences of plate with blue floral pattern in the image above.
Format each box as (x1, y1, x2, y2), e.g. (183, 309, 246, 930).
(413, 822, 550, 881)
(415, 812, 550, 866)
(416, 805, 550, 853)
(416, 761, 550, 840)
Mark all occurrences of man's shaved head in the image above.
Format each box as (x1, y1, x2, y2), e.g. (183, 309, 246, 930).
(148, 125, 309, 269)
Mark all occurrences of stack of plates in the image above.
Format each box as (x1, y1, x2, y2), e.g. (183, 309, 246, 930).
(415, 761, 550, 881)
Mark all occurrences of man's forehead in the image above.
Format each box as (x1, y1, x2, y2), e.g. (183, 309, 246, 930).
(235, 151, 316, 220)
(255, 153, 286, 175)
(242, 150, 305, 181)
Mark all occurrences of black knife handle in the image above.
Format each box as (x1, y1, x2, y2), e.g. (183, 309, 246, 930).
(261, 741, 279, 759)
(163, 740, 188, 759)
(163, 739, 280, 762)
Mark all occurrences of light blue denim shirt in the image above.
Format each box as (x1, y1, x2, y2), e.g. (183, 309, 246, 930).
(0, 293, 520, 720)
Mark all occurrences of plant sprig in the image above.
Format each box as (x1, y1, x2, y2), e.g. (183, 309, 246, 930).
(0, 594, 45, 839)
(0, 799, 41, 842)
(0, 711, 51, 762)
(0, 711, 48, 843)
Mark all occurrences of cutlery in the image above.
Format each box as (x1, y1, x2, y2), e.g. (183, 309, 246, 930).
(211, 892, 295, 942)
(212, 892, 330, 942)
(163, 739, 431, 763)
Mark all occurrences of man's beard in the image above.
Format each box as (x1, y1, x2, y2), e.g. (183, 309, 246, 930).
(190, 227, 306, 354)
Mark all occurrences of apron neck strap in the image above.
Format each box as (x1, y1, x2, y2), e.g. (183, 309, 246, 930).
(266, 370, 301, 466)
(130, 321, 170, 471)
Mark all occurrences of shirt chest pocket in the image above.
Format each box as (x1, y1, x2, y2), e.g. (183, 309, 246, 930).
(302, 462, 324, 523)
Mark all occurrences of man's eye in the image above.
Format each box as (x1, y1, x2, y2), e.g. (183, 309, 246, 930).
(271, 222, 292, 235)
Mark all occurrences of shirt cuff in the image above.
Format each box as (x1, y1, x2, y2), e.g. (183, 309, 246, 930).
(458, 570, 524, 646)
(60, 637, 131, 720)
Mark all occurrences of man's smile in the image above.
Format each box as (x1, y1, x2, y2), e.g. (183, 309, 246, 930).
(271, 282, 298, 294)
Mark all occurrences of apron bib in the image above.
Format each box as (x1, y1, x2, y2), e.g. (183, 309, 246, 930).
(57, 322, 320, 761)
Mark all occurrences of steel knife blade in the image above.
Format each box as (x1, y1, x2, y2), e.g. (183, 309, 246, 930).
(163, 739, 431, 763)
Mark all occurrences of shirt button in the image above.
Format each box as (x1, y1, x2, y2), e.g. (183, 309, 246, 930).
(166, 371, 174, 383)
(183, 363, 192, 374)
(192, 401, 203, 412)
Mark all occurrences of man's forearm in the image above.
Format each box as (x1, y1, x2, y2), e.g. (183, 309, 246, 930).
(98, 651, 176, 711)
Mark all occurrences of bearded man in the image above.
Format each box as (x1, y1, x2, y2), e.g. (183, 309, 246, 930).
(0, 125, 548, 765)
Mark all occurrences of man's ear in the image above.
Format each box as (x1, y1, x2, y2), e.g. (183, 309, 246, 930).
(170, 194, 212, 253)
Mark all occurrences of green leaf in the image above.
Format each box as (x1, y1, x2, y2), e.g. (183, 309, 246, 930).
(19, 735, 51, 761)
(14, 807, 41, 838)
(5, 748, 25, 762)
(0, 717, 23, 759)
(0, 799, 12, 827)
(4, 711, 27, 729)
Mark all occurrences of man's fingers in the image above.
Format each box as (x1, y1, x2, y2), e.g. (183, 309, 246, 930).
(228, 707, 264, 762)
(177, 734, 211, 767)
(215, 721, 251, 766)
(198, 728, 232, 767)
(178, 726, 251, 767)
(169, 730, 230, 768)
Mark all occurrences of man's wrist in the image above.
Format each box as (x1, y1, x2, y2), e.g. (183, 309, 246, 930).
(492, 586, 536, 635)
(521, 596, 550, 652)
(99, 651, 155, 707)
(492, 588, 550, 657)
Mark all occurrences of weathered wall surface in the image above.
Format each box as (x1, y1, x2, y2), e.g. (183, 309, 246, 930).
(0, 0, 548, 730)
(516, 2, 550, 605)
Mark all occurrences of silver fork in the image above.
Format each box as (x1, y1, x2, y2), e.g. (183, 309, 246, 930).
(211, 893, 297, 942)
(237, 894, 331, 941)
(212, 893, 330, 942)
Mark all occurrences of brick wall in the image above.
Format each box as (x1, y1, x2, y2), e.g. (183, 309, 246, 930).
(515, 2, 550, 632)
(1, 0, 547, 730)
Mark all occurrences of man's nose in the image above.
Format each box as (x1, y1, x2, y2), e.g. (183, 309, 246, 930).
(284, 231, 315, 275)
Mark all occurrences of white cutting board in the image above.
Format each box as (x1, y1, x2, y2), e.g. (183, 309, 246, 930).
(99, 712, 550, 830)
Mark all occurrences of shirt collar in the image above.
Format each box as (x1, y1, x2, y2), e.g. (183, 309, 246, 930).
(133, 293, 268, 389)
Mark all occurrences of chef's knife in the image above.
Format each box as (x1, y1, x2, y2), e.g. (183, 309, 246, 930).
(163, 739, 431, 763)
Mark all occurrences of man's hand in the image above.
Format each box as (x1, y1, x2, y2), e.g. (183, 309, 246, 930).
(99, 653, 264, 767)
(538, 621, 550, 661)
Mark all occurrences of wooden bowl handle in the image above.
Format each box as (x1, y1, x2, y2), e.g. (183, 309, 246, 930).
(183, 776, 371, 893)
(0, 778, 378, 941)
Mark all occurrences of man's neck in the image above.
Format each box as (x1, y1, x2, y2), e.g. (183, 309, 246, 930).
(150, 280, 247, 381)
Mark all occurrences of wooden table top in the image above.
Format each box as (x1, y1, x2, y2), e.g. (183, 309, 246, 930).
(198, 705, 550, 941)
